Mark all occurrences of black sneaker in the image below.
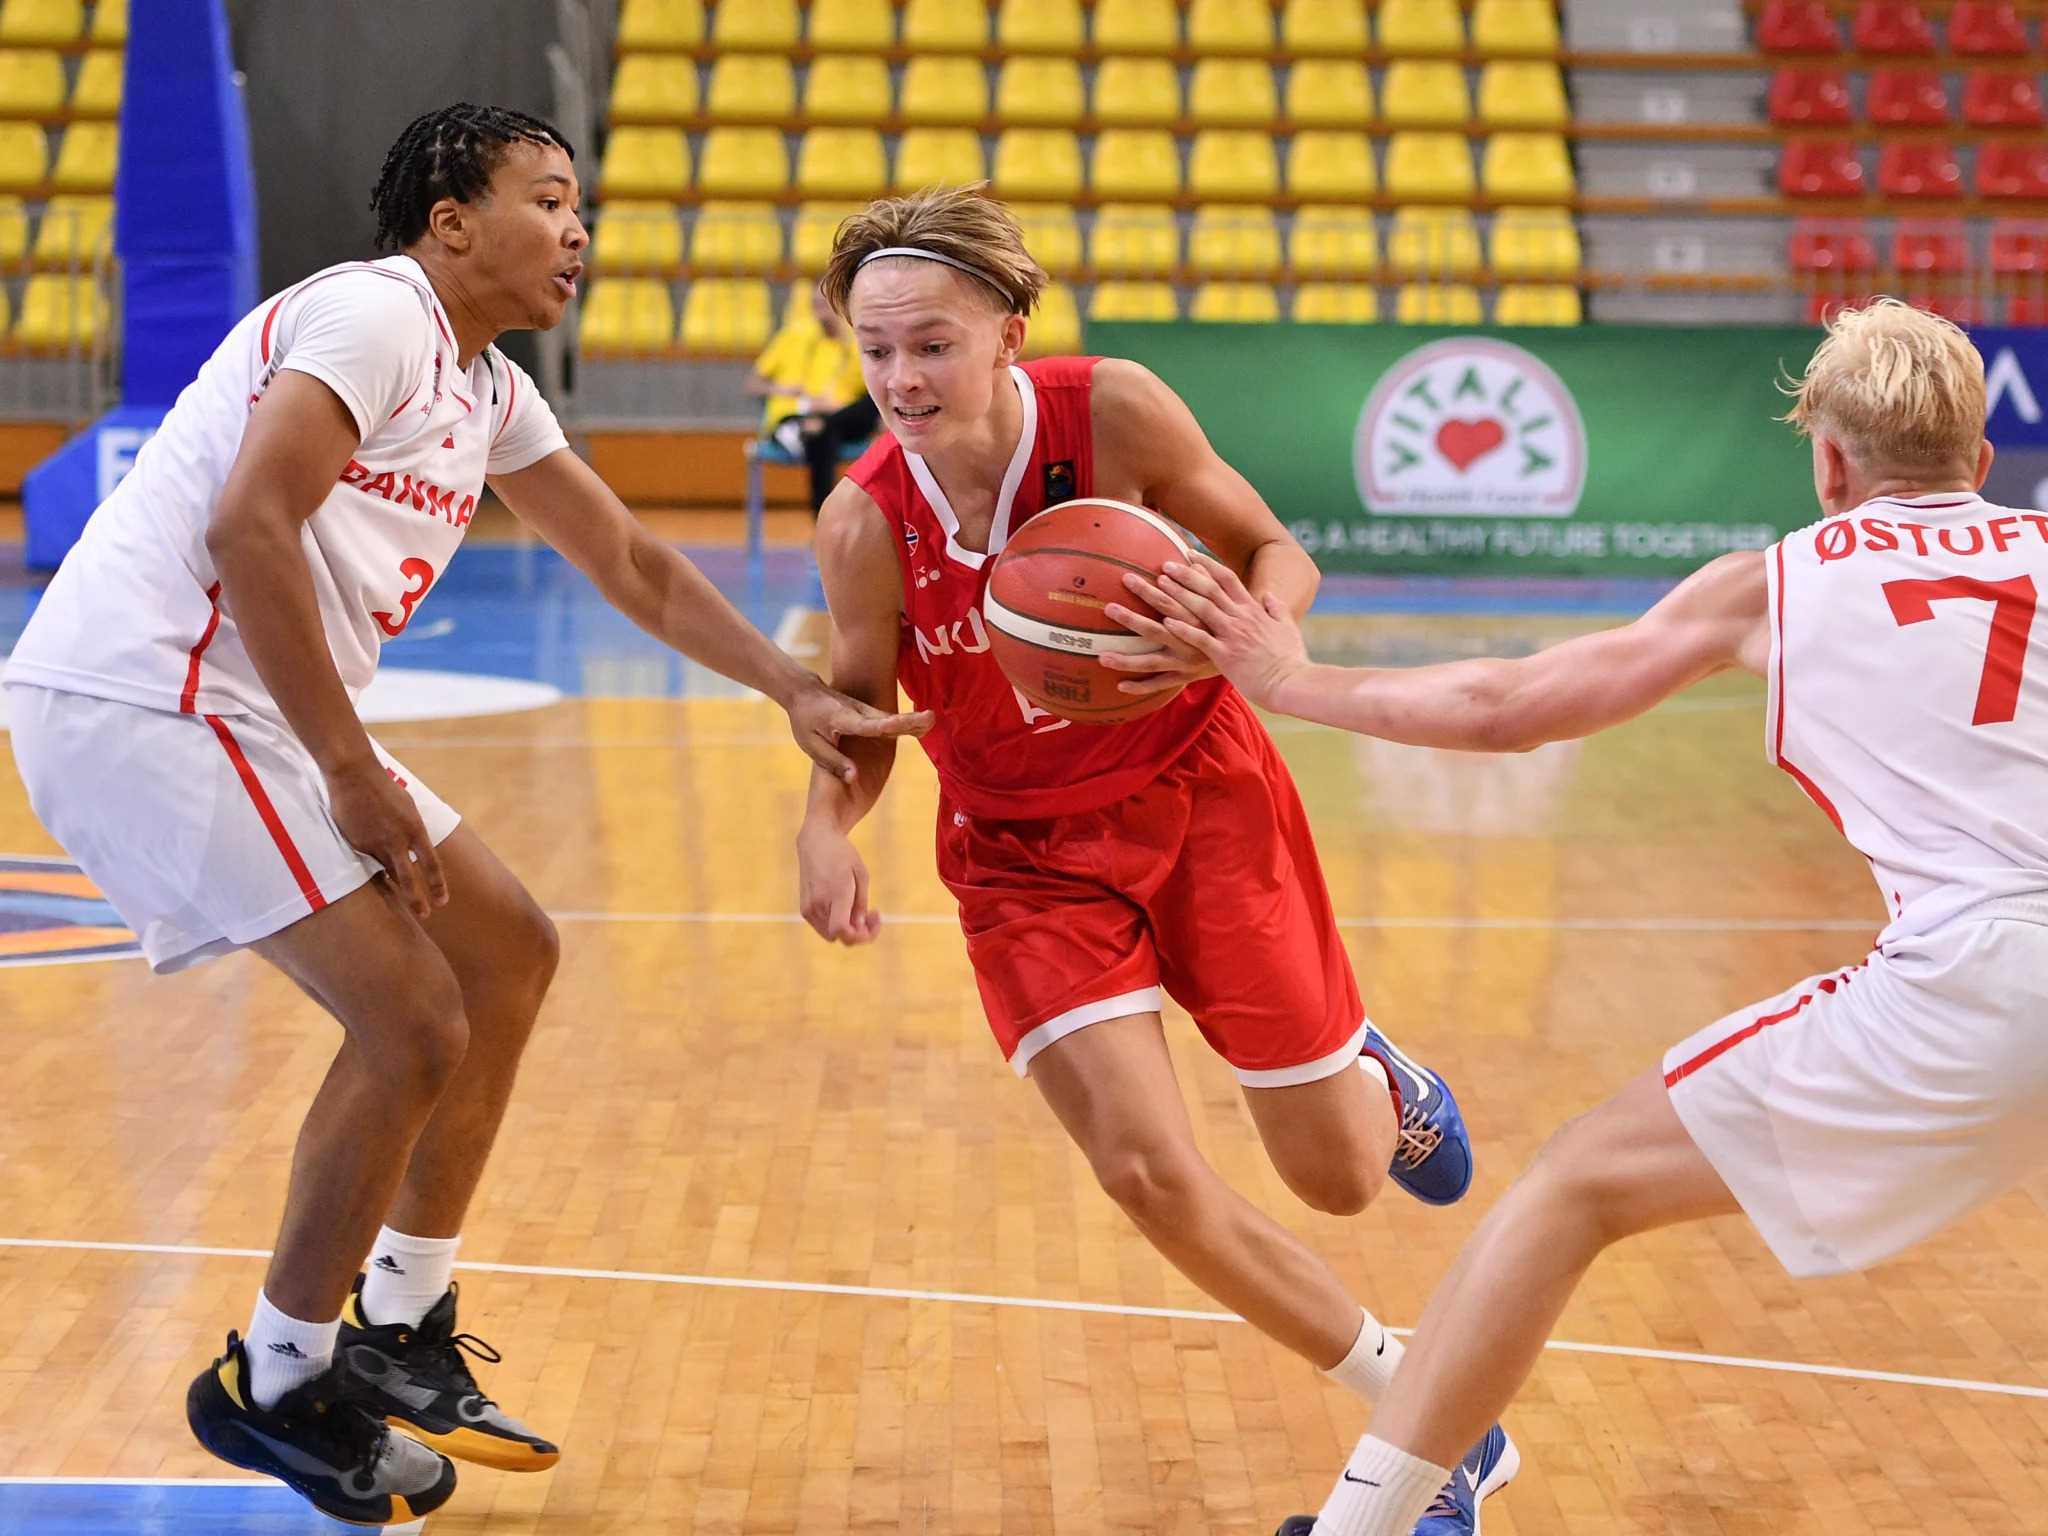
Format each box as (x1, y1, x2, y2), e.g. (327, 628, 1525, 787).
(185, 1332, 456, 1526)
(340, 1275, 560, 1472)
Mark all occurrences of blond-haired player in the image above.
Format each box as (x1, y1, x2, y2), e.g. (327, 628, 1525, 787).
(1126, 298, 2048, 1535)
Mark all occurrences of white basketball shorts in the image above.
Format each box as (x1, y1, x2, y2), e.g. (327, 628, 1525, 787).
(1663, 901, 2048, 1277)
(5, 683, 459, 973)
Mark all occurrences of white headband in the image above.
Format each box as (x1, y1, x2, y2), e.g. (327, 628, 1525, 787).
(858, 245, 1011, 303)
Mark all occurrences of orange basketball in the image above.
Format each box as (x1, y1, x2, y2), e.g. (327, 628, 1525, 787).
(983, 497, 1193, 726)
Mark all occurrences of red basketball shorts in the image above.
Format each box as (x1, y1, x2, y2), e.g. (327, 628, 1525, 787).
(936, 690, 1367, 1084)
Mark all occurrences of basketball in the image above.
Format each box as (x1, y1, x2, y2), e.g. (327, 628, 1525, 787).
(982, 497, 1194, 726)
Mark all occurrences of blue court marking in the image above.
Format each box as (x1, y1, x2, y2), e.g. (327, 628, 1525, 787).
(0, 1481, 358, 1535)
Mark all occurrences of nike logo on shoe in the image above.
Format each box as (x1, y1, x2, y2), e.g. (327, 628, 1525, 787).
(1367, 1031, 1439, 1110)
(1341, 1472, 1381, 1487)
(267, 1341, 310, 1358)
(372, 1255, 407, 1275)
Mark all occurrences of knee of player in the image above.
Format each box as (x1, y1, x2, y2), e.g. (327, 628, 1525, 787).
(520, 902, 562, 994)
(373, 983, 471, 1101)
(1287, 1159, 1386, 1218)
(1524, 1111, 1638, 1247)
(1092, 1143, 1212, 1231)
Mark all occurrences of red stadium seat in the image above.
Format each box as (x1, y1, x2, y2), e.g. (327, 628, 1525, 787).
(1877, 140, 1962, 199)
(1806, 292, 1878, 324)
(1768, 67, 1853, 126)
(1867, 68, 1950, 126)
(1902, 289, 1983, 325)
(1979, 141, 2048, 199)
(1962, 70, 2045, 129)
(2006, 294, 2048, 325)
(1790, 219, 1878, 273)
(1780, 139, 1865, 197)
(1950, 2, 2030, 57)
(1852, 0, 1936, 54)
(1990, 220, 2048, 274)
(1892, 220, 1971, 275)
(1758, 0, 1841, 53)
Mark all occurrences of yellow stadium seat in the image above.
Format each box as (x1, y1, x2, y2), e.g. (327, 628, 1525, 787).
(1482, 132, 1574, 199)
(1191, 282, 1280, 322)
(592, 201, 683, 271)
(997, 58, 1085, 126)
(0, 50, 63, 114)
(1397, 283, 1483, 324)
(691, 202, 782, 273)
(1378, 0, 1464, 55)
(1189, 129, 1278, 198)
(900, 58, 986, 124)
(1089, 280, 1178, 321)
(1287, 132, 1375, 200)
(902, 0, 987, 50)
(681, 278, 773, 354)
(1489, 207, 1581, 278)
(807, 0, 892, 49)
(1187, 0, 1272, 53)
(996, 0, 1083, 53)
(1385, 132, 1474, 199)
(1473, 0, 1561, 56)
(0, 121, 46, 188)
(1382, 61, 1469, 127)
(1387, 207, 1482, 276)
(1281, 0, 1367, 55)
(1189, 60, 1277, 126)
(579, 279, 674, 352)
(1012, 204, 1082, 272)
(1023, 282, 1082, 355)
(616, 0, 703, 47)
(1091, 204, 1179, 274)
(805, 55, 891, 123)
(711, 0, 797, 49)
(69, 48, 118, 115)
(49, 120, 113, 190)
(86, 0, 116, 42)
(1187, 205, 1281, 275)
(29, 191, 104, 267)
(698, 126, 787, 196)
(1093, 57, 1179, 125)
(0, 194, 28, 265)
(1092, 0, 1177, 52)
(1286, 61, 1373, 128)
(706, 56, 794, 121)
(993, 128, 1084, 199)
(1478, 62, 1568, 128)
(601, 129, 690, 199)
(0, 0, 78, 44)
(796, 128, 886, 197)
(1293, 282, 1380, 322)
(1093, 129, 1181, 199)
(609, 56, 698, 122)
(1291, 205, 1380, 275)
(792, 202, 861, 271)
(16, 271, 102, 348)
(1495, 284, 1581, 325)
(894, 128, 985, 190)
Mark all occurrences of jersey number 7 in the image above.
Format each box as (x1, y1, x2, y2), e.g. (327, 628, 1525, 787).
(1883, 574, 2038, 726)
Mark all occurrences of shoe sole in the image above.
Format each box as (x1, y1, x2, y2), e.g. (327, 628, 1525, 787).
(385, 1416, 562, 1472)
(190, 1425, 437, 1527)
(1472, 1430, 1521, 1534)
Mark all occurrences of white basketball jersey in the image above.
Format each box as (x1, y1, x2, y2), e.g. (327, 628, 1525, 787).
(5, 254, 566, 720)
(1771, 490, 2048, 942)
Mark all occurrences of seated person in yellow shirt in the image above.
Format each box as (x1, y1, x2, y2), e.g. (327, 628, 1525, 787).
(746, 284, 878, 513)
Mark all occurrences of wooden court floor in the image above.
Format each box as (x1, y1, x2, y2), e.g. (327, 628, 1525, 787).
(3, 618, 2048, 1534)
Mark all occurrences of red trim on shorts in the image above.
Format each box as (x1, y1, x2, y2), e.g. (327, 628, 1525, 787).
(202, 713, 328, 914)
(1664, 992, 1817, 1087)
(180, 582, 224, 714)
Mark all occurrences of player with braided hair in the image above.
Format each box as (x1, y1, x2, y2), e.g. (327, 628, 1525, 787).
(6, 103, 929, 1524)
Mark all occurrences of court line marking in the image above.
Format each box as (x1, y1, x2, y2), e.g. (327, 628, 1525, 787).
(0, 1477, 272, 1486)
(542, 910, 1880, 934)
(1, 1237, 2040, 1402)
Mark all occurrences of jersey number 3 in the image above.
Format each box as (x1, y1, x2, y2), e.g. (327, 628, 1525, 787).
(1883, 574, 2038, 726)
(372, 557, 436, 638)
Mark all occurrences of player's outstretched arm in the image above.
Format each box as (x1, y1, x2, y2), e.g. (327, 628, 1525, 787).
(490, 449, 930, 781)
(1135, 550, 1771, 753)
(796, 479, 909, 945)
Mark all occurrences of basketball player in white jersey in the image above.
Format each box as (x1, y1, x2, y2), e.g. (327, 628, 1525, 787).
(4, 104, 926, 1526)
(1113, 299, 2048, 1536)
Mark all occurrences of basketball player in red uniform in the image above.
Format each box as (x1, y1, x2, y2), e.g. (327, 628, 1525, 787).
(793, 187, 1513, 1514)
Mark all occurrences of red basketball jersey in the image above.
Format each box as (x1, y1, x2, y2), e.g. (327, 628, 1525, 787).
(848, 355, 1227, 820)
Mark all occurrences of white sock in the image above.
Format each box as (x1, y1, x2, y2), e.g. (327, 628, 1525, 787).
(244, 1291, 339, 1410)
(359, 1227, 461, 1327)
(1324, 1309, 1406, 1401)
(1314, 1434, 1449, 1536)
(1357, 1050, 1394, 1107)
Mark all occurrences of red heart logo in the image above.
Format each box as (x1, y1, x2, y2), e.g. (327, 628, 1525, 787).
(1434, 418, 1506, 473)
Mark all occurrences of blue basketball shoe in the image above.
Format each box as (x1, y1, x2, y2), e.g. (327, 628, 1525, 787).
(1270, 1423, 1519, 1536)
(1363, 1024, 1474, 1206)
